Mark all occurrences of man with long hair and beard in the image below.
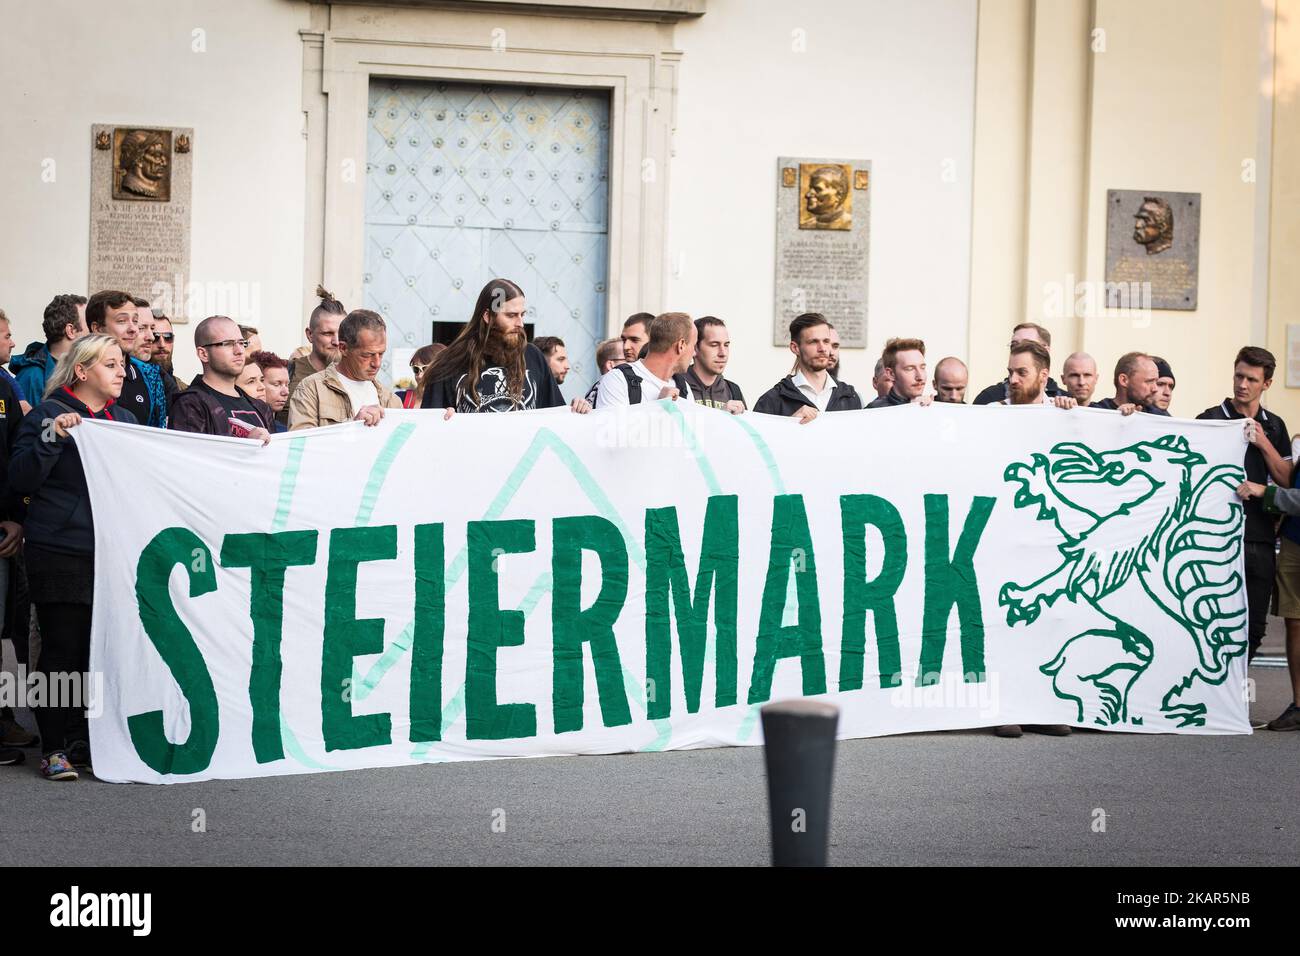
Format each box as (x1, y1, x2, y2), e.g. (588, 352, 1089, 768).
(421, 279, 591, 415)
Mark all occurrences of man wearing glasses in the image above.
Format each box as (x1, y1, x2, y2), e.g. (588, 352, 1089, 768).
(168, 315, 273, 441)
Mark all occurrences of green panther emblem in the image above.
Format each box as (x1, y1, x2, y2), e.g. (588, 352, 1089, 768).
(999, 436, 1247, 728)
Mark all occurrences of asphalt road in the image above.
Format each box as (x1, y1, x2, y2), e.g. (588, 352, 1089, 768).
(1, 641, 1294, 867)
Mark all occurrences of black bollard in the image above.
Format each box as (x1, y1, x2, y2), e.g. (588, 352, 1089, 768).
(760, 699, 839, 867)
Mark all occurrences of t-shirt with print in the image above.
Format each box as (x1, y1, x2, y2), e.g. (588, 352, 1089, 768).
(195, 379, 266, 438)
(421, 343, 564, 413)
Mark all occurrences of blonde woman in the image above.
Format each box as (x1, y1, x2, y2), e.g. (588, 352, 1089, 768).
(8, 334, 138, 781)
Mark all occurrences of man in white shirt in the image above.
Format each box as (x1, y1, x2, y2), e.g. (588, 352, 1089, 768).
(596, 312, 696, 406)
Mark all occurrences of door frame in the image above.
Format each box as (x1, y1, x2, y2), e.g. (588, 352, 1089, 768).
(301, 3, 683, 341)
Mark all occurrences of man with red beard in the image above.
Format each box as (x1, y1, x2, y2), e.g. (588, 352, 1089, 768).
(1000, 340, 1076, 408)
(422, 278, 590, 414)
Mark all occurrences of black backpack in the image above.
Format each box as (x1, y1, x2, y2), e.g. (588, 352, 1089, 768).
(612, 363, 690, 405)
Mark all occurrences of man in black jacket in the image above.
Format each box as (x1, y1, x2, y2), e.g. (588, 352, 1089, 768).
(971, 322, 1062, 405)
(1090, 351, 1168, 415)
(867, 337, 932, 409)
(169, 315, 273, 440)
(0, 369, 31, 762)
(753, 313, 862, 422)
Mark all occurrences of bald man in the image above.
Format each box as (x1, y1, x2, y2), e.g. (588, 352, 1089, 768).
(933, 357, 968, 404)
(1061, 352, 1098, 406)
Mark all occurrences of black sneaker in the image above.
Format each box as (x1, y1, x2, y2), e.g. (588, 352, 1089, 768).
(66, 739, 91, 770)
(1267, 702, 1300, 732)
(0, 747, 25, 766)
(1025, 724, 1072, 736)
(993, 724, 1023, 738)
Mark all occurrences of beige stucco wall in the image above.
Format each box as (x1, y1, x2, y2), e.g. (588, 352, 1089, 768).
(1266, 0, 1300, 426)
(0, 0, 310, 382)
(970, 0, 1292, 423)
(1, 0, 1293, 411)
(668, 0, 979, 393)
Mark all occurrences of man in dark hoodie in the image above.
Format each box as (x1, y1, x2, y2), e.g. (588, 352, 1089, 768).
(11, 294, 86, 404)
(753, 313, 862, 422)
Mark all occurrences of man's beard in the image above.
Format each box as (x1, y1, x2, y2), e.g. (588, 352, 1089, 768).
(484, 326, 526, 365)
(1009, 385, 1042, 405)
(154, 353, 173, 373)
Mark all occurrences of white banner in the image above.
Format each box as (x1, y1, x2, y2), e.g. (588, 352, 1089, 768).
(74, 402, 1252, 784)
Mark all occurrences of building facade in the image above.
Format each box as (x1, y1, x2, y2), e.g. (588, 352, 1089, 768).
(2, 0, 1297, 418)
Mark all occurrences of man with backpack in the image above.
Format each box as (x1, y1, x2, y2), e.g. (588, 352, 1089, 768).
(595, 312, 696, 407)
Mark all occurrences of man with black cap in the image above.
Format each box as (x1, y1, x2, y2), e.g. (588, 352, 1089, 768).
(1151, 356, 1175, 413)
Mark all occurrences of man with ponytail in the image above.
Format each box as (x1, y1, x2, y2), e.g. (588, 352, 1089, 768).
(420, 279, 590, 415)
(281, 284, 345, 425)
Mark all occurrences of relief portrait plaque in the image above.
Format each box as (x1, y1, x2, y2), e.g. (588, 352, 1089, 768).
(1104, 189, 1201, 311)
(798, 162, 853, 231)
(113, 128, 172, 202)
(774, 156, 871, 347)
(90, 124, 193, 320)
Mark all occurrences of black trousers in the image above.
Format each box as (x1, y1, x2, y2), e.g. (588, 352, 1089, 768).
(32, 602, 92, 757)
(1244, 541, 1276, 659)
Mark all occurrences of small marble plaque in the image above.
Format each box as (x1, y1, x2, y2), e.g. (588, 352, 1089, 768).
(1104, 189, 1200, 311)
(89, 124, 193, 320)
(774, 156, 870, 347)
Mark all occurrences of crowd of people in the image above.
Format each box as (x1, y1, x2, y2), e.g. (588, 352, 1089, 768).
(0, 277, 1296, 780)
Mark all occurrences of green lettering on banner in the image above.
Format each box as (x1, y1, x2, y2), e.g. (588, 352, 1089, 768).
(644, 496, 739, 718)
(410, 523, 445, 742)
(466, 520, 538, 740)
(748, 494, 827, 704)
(322, 525, 396, 750)
(551, 516, 632, 733)
(917, 494, 995, 685)
(220, 531, 319, 763)
(839, 494, 908, 691)
(129, 528, 221, 776)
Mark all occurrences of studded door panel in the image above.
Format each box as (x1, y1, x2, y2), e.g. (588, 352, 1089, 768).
(365, 79, 610, 395)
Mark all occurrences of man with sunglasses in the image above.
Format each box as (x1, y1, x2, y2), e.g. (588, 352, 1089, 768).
(150, 314, 184, 392)
(168, 315, 272, 441)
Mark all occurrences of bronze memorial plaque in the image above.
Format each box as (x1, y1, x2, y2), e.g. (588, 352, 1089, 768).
(112, 128, 172, 202)
(89, 124, 193, 320)
(774, 156, 871, 347)
(798, 162, 853, 231)
(1104, 189, 1200, 311)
